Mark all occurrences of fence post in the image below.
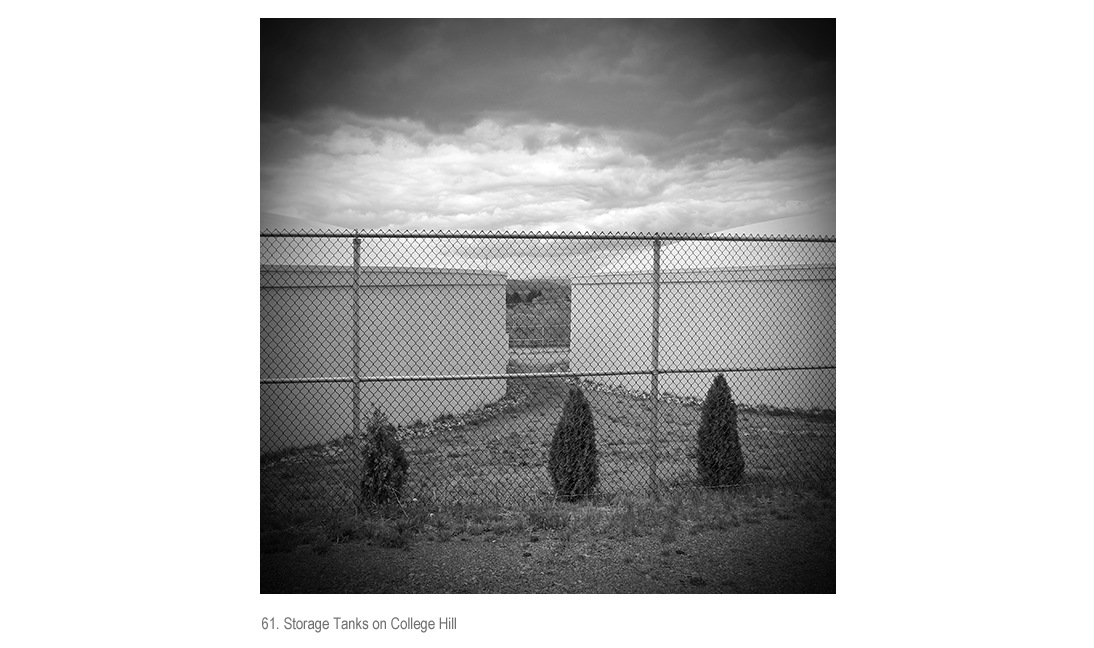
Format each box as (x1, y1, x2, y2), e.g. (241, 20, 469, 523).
(649, 237, 662, 496)
(352, 233, 361, 438)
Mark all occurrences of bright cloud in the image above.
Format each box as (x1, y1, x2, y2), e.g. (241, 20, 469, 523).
(261, 19, 835, 233)
(262, 111, 833, 233)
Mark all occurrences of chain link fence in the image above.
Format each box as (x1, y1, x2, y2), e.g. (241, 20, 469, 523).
(261, 230, 835, 518)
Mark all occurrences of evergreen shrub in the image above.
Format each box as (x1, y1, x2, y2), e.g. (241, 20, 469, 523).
(696, 374, 745, 488)
(548, 385, 599, 501)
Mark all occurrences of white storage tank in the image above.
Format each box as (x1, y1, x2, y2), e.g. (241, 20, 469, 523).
(260, 216, 508, 454)
(571, 263, 834, 409)
(570, 215, 835, 410)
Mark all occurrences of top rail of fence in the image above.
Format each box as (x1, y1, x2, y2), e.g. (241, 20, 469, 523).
(260, 229, 835, 243)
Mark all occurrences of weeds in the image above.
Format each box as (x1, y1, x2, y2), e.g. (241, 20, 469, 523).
(263, 377, 834, 527)
(528, 506, 569, 531)
(260, 482, 833, 554)
(360, 410, 409, 506)
(615, 500, 641, 537)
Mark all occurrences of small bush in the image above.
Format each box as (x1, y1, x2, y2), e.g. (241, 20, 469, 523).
(360, 410, 409, 506)
(696, 374, 745, 488)
(547, 385, 599, 501)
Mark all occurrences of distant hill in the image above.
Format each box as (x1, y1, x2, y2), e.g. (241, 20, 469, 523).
(506, 278, 570, 304)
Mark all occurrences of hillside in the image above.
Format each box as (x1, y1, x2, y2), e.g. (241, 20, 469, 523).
(506, 278, 571, 304)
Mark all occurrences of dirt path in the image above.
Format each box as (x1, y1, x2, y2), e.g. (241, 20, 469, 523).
(392, 374, 833, 506)
(261, 503, 835, 594)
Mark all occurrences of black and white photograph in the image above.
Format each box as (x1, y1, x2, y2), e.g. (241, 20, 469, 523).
(10, 1, 1094, 643)
(10, 3, 1094, 646)
(260, 18, 837, 595)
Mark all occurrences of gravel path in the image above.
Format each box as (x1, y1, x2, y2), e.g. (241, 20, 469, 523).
(261, 504, 835, 594)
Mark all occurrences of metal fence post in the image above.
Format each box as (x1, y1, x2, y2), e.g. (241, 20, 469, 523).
(649, 237, 662, 496)
(261, 230, 836, 514)
(352, 233, 362, 438)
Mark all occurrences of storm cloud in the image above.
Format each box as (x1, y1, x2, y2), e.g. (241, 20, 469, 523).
(261, 19, 835, 232)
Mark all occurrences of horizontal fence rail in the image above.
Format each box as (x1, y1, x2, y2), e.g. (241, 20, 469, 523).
(262, 365, 837, 385)
(261, 229, 836, 518)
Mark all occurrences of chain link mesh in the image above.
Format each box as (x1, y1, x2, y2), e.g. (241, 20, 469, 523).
(261, 231, 835, 518)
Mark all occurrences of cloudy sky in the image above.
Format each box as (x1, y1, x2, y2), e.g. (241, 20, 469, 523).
(261, 19, 835, 233)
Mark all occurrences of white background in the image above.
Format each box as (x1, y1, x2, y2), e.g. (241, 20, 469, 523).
(3, 2, 1092, 646)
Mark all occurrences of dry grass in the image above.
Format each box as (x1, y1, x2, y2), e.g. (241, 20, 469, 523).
(261, 373, 834, 549)
(261, 479, 835, 556)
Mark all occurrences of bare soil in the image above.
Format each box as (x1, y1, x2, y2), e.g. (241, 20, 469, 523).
(261, 497, 835, 594)
(262, 374, 835, 518)
(260, 360, 836, 594)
